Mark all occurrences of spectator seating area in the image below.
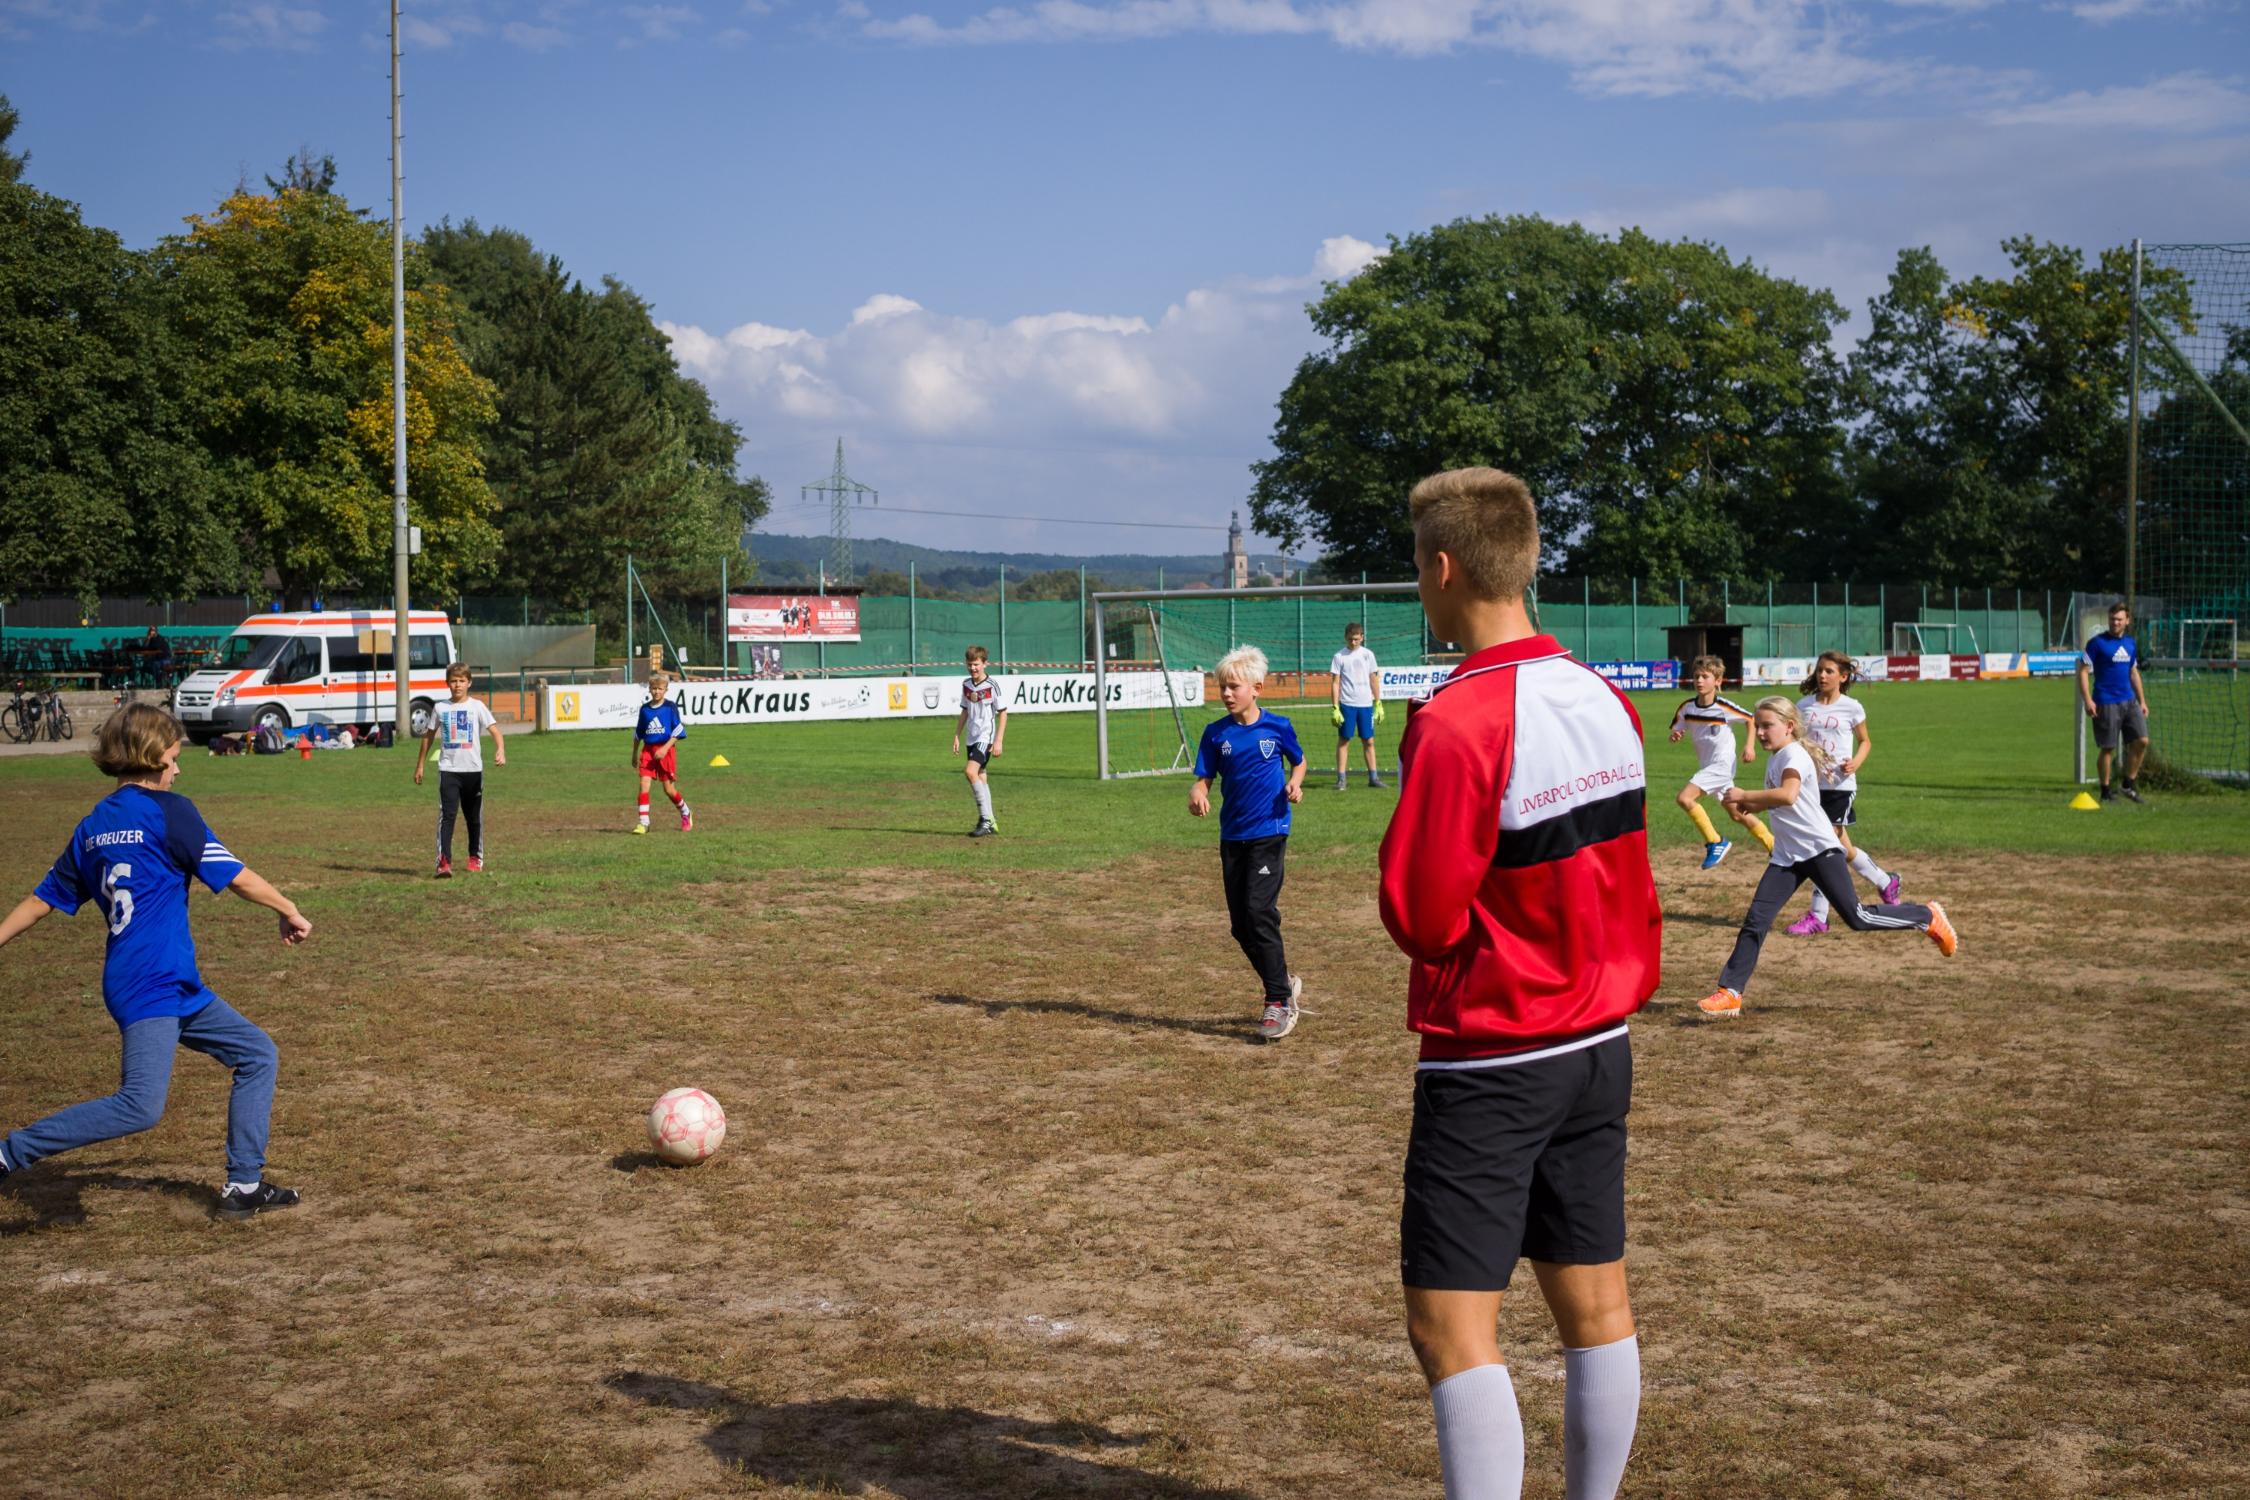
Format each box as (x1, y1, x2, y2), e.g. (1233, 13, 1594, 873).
(0, 627, 230, 691)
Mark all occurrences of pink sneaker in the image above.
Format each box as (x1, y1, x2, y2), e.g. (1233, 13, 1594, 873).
(680, 809, 693, 832)
(466, 855, 484, 873)
(1785, 912, 1827, 936)
(1881, 872, 1902, 904)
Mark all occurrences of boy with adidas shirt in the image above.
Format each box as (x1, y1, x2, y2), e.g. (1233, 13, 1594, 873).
(953, 646, 1007, 838)
(1379, 467, 1659, 1500)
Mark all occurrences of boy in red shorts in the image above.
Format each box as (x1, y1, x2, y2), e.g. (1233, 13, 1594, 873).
(1379, 467, 1661, 1500)
(631, 670, 692, 835)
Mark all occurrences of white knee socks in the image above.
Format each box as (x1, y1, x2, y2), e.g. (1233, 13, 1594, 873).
(1850, 847, 1890, 890)
(1563, 1335, 1640, 1500)
(1432, 1363, 1523, 1500)
(972, 780, 993, 822)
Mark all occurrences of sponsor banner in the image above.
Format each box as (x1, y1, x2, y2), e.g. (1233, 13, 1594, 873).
(2026, 652, 2081, 676)
(1983, 652, 2028, 679)
(725, 593, 859, 643)
(1882, 654, 1984, 681)
(1590, 659, 1680, 692)
(1856, 655, 1890, 682)
(542, 671, 1205, 731)
(1743, 657, 1814, 685)
(1377, 665, 1456, 699)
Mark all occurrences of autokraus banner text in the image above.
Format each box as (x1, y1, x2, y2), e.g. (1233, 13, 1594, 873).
(540, 671, 1207, 731)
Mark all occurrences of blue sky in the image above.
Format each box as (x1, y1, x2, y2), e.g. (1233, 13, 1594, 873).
(5, 0, 2246, 561)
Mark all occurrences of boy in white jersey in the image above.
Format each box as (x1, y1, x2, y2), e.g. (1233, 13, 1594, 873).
(952, 646, 1007, 838)
(1666, 654, 1770, 868)
(1328, 623, 1386, 791)
(1787, 652, 1899, 935)
(414, 662, 506, 877)
(1699, 697, 1955, 1019)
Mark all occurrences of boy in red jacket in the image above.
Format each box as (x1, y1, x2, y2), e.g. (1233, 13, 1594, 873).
(1379, 468, 1661, 1500)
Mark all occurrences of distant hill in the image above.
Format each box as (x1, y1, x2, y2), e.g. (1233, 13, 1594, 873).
(745, 532, 1300, 592)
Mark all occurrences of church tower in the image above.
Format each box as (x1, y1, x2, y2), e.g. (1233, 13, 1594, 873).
(1225, 511, 1249, 589)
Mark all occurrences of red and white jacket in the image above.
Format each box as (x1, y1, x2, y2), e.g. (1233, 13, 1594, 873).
(1378, 635, 1662, 1065)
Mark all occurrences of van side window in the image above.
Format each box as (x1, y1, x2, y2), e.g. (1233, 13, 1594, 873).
(270, 637, 323, 685)
(409, 635, 449, 671)
(328, 636, 379, 675)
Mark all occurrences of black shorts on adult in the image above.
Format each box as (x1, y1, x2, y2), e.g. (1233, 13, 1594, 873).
(964, 742, 992, 768)
(1818, 788, 1857, 826)
(2093, 701, 2147, 751)
(1400, 1031, 1631, 1291)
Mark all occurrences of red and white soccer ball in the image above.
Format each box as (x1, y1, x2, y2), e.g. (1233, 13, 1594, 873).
(647, 1087, 727, 1166)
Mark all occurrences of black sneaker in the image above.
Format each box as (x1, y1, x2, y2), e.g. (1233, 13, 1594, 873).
(968, 820, 997, 839)
(1368, 776, 1386, 790)
(216, 1181, 301, 1221)
(2099, 784, 2116, 802)
(2121, 784, 2144, 804)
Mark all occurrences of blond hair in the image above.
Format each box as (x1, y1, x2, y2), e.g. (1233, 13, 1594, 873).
(95, 703, 184, 780)
(1408, 467, 1539, 602)
(647, 670, 670, 690)
(1215, 645, 1269, 685)
(1754, 695, 1836, 781)
(1688, 654, 1727, 684)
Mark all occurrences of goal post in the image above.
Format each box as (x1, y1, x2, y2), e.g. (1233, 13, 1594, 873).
(1890, 621, 1983, 657)
(1091, 581, 1422, 780)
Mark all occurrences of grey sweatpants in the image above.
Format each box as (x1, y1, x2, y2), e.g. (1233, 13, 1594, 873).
(1719, 848, 1931, 996)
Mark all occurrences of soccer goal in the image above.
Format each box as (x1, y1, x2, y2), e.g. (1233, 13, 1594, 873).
(1891, 621, 1982, 657)
(1091, 581, 1423, 779)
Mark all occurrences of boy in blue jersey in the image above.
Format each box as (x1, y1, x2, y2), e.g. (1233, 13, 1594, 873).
(631, 670, 693, 834)
(2078, 600, 2152, 803)
(1189, 645, 1308, 1041)
(0, 705, 310, 1220)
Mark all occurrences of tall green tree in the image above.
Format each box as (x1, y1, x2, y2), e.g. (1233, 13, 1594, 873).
(154, 183, 498, 604)
(0, 106, 235, 609)
(1847, 238, 2179, 588)
(1250, 215, 1851, 583)
(422, 220, 768, 609)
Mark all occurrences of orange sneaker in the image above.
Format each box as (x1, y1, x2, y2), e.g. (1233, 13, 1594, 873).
(1697, 987, 1742, 1020)
(1925, 901, 1958, 957)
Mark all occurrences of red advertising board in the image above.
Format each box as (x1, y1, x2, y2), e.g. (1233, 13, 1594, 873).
(726, 594, 860, 643)
(1883, 654, 1983, 682)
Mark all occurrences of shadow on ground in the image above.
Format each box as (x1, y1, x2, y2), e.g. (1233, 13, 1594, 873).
(607, 1374, 1257, 1498)
(930, 992, 1254, 1042)
(0, 1170, 215, 1233)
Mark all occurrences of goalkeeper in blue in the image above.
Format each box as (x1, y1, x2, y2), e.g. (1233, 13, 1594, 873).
(0, 704, 311, 1222)
(1329, 622, 1387, 791)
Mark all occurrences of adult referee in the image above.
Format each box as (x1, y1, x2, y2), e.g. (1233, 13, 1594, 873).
(2079, 601, 2152, 803)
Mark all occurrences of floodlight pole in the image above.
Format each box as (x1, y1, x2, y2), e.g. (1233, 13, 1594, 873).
(2126, 237, 2142, 609)
(388, 0, 411, 739)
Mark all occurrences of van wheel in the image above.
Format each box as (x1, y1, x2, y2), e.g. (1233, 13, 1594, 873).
(253, 704, 291, 734)
(410, 698, 435, 738)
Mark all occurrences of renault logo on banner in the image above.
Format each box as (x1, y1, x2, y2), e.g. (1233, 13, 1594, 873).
(556, 691, 581, 723)
(887, 683, 909, 711)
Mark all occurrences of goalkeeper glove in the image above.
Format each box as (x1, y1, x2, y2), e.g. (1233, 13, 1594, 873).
(1373, 703, 1387, 724)
(1331, 706, 1345, 726)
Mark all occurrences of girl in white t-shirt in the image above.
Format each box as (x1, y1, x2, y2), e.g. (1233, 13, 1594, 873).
(1786, 652, 1900, 936)
(1697, 697, 1955, 1019)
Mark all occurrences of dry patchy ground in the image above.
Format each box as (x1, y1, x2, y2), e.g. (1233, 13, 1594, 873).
(2, 835, 2246, 1498)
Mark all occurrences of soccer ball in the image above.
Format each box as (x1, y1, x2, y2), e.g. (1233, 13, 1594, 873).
(646, 1087, 727, 1166)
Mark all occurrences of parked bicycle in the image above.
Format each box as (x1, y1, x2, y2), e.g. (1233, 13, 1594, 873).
(1, 681, 72, 743)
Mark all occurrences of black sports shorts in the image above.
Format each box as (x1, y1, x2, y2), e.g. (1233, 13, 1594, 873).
(1818, 788, 1857, 826)
(1400, 1030, 1631, 1291)
(965, 742, 992, 768)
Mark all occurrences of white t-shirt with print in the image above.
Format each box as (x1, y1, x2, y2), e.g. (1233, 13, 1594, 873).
(1796, 692, 1865, 790)
(960, 675, 1004, 748)
(431, 697, 496, 773)
(1331, 646, 1379, 708)
(1765, 741, 1842, 865)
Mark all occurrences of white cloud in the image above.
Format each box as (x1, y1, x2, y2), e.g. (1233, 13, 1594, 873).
(502, 17, 570, 46)
(1313, 234, 1382, 280)
(621, 2, 697, 39)
(215, 2, 326, 50)
(2064, 0, 2193, 21)
(851, 292, 925, 324)
(1984, 73, 2250, 134)
(1585, 186, 1832, 240)
(857, 0, 2012, 99)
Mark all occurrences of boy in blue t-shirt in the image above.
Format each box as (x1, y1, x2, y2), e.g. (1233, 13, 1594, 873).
(630, 670, 693, 834)
(1189, 645, 1308, 1040)
(0, 705, 310, 1220)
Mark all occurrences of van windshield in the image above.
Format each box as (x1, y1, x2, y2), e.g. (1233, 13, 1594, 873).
(219, 635, 286, 671)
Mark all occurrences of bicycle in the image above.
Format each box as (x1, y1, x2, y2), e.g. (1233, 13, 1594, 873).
(1, 681, 30, 743)
(40, 684, 73, 741)
(1, 682, 72, 743)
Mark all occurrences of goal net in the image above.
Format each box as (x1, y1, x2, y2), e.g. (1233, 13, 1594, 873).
(2133, 241, 2250, 781)
(1891, 621, 1982, 656)
(1093, 582, 1422, 779)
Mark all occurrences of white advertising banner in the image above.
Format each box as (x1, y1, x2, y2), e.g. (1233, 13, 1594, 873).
(1376, 665, 1456, 699)
(1743, 657, 1814, 685)
(541, 671, 1206, 732)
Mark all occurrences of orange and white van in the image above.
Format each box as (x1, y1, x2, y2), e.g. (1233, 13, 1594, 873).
(173, 611, 458, 740)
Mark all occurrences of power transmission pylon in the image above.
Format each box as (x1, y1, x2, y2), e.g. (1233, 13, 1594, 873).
(803, 438, 877, 584)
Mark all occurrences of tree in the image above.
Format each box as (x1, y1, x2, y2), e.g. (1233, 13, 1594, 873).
(154, 183, 498, 602)
(0, 137, 234, 609)
(0, 95, 26, 185)
(421, 220, 769, 609)
(1250, 215, 1852, 583)
(1847, 239, 2186, 587)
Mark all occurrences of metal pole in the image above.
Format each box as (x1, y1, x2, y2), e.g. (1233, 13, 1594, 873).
(1767, 579, 1774, 659)
(1812, 580, 1820, 650)
(1843, 580, 1851, 655)
(910, 562, 918, 673)
(2127, 238, 2142, 607)
(1078, 565, 1087, 670)
(625, 554, 633, 673)
(720, 555, 727, 676)
(1584, 576, 1592, 660)
(817, 560, 825, 678)
(388, 0, 411, 739)
(1094, 597, 1109, 779)
(1297, 589, 1305, 698)
(998, 563, 1007, 668)
(1630, 577, 1638, 659)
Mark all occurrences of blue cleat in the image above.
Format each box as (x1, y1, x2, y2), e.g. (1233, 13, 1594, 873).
(1700, 840, 1732, 870)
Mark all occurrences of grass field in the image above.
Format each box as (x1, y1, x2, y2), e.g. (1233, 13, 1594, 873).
(2, 677, 2246, 1498)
